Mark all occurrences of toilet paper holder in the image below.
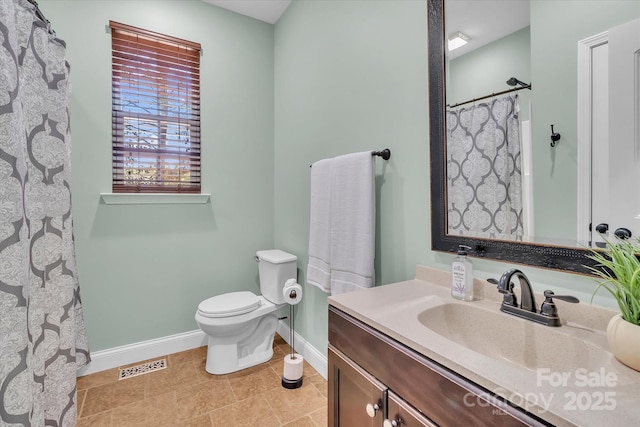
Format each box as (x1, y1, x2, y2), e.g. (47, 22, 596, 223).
(282, 279, 303, 389)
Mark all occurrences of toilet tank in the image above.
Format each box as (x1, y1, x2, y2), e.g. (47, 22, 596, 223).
(256, 250, 297, 304)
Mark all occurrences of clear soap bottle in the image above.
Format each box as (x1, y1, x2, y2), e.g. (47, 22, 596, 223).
(451, 245, 474, 301)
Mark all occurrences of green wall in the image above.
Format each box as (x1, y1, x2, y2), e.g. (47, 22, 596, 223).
(273, 0, 431, 354)
(41, 0, 275, 351)
(39, 0, 620, 359)
(448, 26, 531, 119)
(447, 1, 640, 243)
(531, 0, 640, 240)
(273, 0, 618, 356)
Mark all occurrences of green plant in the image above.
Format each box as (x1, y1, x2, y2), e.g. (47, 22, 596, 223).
(586, 238, 640, 326)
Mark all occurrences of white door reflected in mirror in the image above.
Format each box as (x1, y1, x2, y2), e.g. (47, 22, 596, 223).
(582, 17, 640, 246)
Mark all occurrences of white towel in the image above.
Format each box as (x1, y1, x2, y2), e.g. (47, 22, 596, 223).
(306, 151, 375, 295)
(307, 158, 332, 292)
(329, 152, 375, 295)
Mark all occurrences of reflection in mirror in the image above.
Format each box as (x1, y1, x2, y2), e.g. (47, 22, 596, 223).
(442, 0, 640, 248)
(428, 0, 640, 274)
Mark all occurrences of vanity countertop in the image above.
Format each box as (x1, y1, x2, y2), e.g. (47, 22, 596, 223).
(327, 266, 640, 427)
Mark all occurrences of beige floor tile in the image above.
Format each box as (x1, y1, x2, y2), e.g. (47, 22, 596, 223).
(169, 346, 207, 366)
(81, 375, 146, 417)
(272, 344, 288, 360)
(274, 333, 287, 345)
(77, 389, 87, 416)
(180, 414, 214, 427)
(262, 381, 327, 424)
(76, 338, 327, 427)
(307, 374, 328, 398)
(145, 359, 210, 398)
(175, 378, 236, 421)
(75, 411, 113, 427)
(77, 368, 119, 391)
(210, 395, 280, 427)
(283, 415, 317, 426)
(111, 391, 177, 427)
(309, 406, 328, 427)
(227, 363, 281, 401)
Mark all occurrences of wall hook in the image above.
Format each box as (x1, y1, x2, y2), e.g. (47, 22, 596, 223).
(550, 125, 561, 147)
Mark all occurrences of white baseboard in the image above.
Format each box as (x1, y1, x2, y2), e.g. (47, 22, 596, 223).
(277, 320, 328, 380)
(77, 325, 328, 380)
(77, 330, 207, 376)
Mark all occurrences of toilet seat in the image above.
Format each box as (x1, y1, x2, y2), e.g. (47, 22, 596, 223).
(197, 291, 261, 318)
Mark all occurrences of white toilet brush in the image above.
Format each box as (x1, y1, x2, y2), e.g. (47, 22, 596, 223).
(282, 279, 303, 389)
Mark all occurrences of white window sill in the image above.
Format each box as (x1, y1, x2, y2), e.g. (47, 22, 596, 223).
(100, 193, 211, 205)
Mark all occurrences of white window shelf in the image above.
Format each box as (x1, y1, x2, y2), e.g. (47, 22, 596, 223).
(100, 193, 211, 205)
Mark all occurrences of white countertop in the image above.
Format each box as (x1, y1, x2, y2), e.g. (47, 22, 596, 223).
(328, 266, 640, 427)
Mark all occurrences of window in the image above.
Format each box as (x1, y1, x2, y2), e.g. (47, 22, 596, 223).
(110, 21, 201, 193)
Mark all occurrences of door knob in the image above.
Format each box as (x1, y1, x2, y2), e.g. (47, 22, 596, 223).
(614, 228, 632, 239)
(595, 223, 609, 233)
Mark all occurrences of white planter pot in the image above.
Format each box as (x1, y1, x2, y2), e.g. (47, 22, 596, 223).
(607, 314, 640, 372)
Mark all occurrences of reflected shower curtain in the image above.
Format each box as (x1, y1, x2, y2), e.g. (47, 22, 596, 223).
(0, 1, 89, 426)
(446, 95, 523, 239)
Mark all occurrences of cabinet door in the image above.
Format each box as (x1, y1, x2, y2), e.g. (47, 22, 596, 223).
(329, 346, 386, 427)
(385, 391, 437, 427)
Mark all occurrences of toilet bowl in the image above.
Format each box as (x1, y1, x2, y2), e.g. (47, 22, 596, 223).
(195, 250, 297, 375)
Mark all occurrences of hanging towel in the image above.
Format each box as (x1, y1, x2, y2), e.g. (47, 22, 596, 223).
(306, 151, 376, 295)
(329, 152, 375, 295)
(307, 158, 333, 292)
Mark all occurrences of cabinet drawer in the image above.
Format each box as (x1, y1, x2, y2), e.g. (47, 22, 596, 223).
(329, 306, 550, 427)
(387, 391, 437, 427)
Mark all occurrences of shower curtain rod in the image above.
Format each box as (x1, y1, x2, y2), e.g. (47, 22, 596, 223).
(447, 84, 531, 109)
(26, 0, 54, 35)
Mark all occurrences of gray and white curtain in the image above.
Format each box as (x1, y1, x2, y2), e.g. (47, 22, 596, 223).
(0, 1, 89, 426)
(446, 95, 523, 240)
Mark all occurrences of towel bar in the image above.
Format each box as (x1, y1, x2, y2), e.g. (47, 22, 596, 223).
(310, 149, 391, 167)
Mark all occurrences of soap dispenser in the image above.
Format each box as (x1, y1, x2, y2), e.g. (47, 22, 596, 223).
(451, 245, 473, 301)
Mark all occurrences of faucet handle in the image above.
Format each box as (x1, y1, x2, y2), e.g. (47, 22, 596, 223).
(543, 290, 579, 304)
(487, 277, 518, 307)
(540, 290, 579, 318)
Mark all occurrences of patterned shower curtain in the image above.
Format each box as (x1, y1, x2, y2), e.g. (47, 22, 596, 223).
(0, 1, 89, 426)
(446, 95, 523, 240)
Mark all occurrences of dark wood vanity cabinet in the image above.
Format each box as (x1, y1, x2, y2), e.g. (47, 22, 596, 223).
(328, 305, 551, 427)
(328, 347, 386, 426)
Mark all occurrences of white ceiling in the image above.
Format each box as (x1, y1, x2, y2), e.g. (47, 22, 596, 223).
(200, 0, 530, 56)
(202, 0, 292, 24)
(446, 0, 530, 59)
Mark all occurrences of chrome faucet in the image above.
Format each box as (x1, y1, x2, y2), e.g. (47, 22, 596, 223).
(489, 269, 579, 327)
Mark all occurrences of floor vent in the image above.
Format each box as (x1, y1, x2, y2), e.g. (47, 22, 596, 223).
(118, 359, 167, 380)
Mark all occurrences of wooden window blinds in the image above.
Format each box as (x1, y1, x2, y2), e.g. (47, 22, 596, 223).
(110, 21, 201, 193)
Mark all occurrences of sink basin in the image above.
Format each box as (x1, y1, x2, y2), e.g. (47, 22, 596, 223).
(418, 303, 611, 372)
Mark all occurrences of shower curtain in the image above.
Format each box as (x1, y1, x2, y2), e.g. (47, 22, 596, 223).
(0, 1, 89, 426)
(446, 95, 524, 240)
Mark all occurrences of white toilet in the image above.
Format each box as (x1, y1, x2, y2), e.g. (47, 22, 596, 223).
(195, 249, 297, 375)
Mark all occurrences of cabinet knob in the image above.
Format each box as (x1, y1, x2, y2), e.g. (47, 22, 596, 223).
(365, 403, 380, 418)
(384, 419, 399, 427)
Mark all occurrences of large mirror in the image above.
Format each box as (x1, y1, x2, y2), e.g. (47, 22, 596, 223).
(429, 0, 640, 274)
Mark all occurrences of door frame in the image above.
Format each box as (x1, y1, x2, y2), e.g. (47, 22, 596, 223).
(577, 31, 609, 244)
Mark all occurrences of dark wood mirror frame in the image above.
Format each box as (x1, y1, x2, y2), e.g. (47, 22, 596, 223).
(427, 0, 597, 275)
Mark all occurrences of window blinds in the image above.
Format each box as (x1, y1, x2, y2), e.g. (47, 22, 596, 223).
(110, 21, 201, 193)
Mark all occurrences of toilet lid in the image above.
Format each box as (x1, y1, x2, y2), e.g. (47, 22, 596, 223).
(197, 291, 261, 318)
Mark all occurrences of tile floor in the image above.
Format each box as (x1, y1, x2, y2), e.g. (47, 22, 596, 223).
(76, 334, 327, 426)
